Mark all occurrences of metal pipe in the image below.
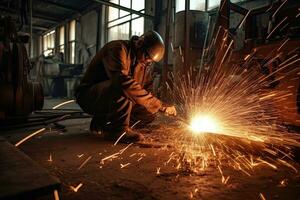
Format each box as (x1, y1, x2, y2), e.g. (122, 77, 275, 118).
(96, 9, 101, 52)
(184, 0, 190, 71)
(1, 112, 90, 130)
(200, 15, 211, 71)
(37, 0, 81, 12)
(162, 0, 171, 101)
(29, 0, 33, 58)
(0, 6, 62, 23)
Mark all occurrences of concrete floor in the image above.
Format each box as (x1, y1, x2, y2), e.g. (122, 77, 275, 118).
(2, 98, 300, 200)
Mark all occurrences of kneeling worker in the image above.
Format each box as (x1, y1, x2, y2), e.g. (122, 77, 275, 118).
(75, 30, 176, 143)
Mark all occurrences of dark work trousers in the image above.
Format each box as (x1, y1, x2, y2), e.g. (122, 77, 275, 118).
(76, 80, 156, 131)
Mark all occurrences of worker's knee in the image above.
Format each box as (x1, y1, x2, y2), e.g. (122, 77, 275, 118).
(131, 105, 156, 125)
(76, 81, 112, 115)
(76, 91, 95, 115)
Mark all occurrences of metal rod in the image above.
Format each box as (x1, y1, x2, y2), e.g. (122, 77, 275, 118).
(107, 15, 142, 29)
(1, 113, 90, 130)
(96, 9, 101, 52)
(200, 15, 211, 71)
(0, 6, 62, 23)
(162, 0, 171, 101)
(184, 0, 190, 71)
(25, 25, 49, 31)
(37, 0, 81, 12)
(29, 0, 33, 58)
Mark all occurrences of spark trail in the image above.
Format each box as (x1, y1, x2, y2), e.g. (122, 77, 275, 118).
(163, 21, 300, 177)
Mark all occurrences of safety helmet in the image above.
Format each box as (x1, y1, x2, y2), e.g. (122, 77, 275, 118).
(140, 30, 165, 62)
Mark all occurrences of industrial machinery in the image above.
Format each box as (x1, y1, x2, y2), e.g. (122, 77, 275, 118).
(173, 10, 209, 73)
(205, 0, 300, 126)
(0, 17, 44, 121)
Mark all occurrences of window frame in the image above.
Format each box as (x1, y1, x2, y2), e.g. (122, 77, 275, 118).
(175, 0, 246, 12)
(42, 30, 55, 57)
(68, 20, 76, 64)
(58, 26, 65, 55)
(106, 0, 145, 42)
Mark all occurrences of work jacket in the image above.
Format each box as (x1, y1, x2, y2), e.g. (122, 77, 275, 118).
(76, 37, 162, 114)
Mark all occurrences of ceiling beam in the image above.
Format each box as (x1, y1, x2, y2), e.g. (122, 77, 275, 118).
(0, 6, 62, 23)
(32, 13, 61, 23)
(92, 0, 154, 20)
(24, 24, 49, 31)
(36, 0, 81, 12)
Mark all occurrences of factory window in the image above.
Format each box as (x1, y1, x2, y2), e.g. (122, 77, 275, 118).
(58, 26, 65, 54)
(208, 0, 221, 10)
(231, 0, 245, 3)
(175, 0, 185, 12)
(131, 17, 144, 36)
(108, 23, 130, 41)
(69, 20, 76, 64)
(190, 0, 206, 11)
(175, 0, 224, 12)
(107, 0, 145, 42)
(39, 36, 43, 55)
(42, 30, 55, 57)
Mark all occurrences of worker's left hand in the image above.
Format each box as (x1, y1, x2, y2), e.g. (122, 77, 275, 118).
(160, 105, 177, 116)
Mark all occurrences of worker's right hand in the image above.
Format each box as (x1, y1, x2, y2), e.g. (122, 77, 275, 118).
(160, 105, 177, 116)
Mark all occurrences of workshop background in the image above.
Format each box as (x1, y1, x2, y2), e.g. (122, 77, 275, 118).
(1, 0, 300, 199)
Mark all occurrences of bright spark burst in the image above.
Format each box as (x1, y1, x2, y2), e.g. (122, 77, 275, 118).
(189, 114, 222, 134)
(161, 14, 300, 180)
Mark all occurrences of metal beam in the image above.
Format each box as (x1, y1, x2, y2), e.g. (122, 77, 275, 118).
(0, 6, 61, 23)
(33, 26, 49, 31)
(29, 0, 33, 57)
(229, 2, 248, 15)
(0, 10, 50, 31)
(24, 24, 49, 31)
(36, 0, 81, 12)
(161, 0, 171, 101)
(32, 13, 61, 23)
(92, 0, 154, 20)
(184, 0, 190, 70)
(154, 0, 163, 30)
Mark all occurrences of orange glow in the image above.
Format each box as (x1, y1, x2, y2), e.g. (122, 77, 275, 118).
(189, 114, 222, 134)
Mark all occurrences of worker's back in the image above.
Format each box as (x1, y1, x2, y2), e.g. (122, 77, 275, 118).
(76, 39, 132, 93)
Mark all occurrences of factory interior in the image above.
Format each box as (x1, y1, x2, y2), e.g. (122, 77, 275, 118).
(1, 0, 300, 199)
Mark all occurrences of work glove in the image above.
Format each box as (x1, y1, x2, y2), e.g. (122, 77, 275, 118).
(159, 105, 177, 116)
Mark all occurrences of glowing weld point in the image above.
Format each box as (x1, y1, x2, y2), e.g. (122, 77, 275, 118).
(249, 136, 265, 142)
(189, 115, 221, 134)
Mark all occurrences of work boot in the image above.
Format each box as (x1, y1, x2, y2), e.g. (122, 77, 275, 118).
(102, 127, 144, 143)
(89, 117, 105, 135)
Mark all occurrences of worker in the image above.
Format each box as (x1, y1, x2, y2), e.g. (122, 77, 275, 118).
(75, 30, 177, 143)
